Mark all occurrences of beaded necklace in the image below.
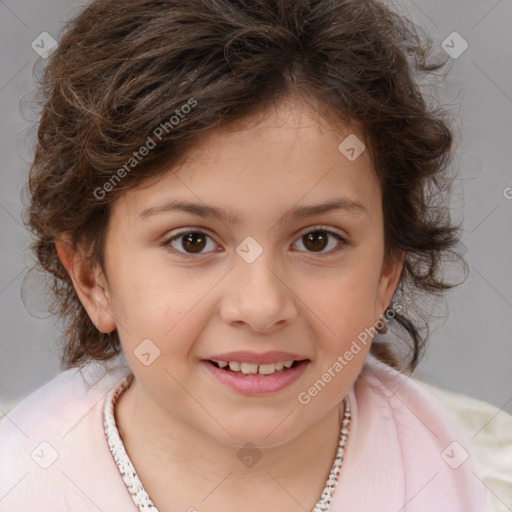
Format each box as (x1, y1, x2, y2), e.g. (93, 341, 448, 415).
(103, 374, 351, 511)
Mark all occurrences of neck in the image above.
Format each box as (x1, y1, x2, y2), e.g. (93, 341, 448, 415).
(115, 376, 345, 510)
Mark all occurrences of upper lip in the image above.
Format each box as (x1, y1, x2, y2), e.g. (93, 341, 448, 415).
(205, 351, 310, 365)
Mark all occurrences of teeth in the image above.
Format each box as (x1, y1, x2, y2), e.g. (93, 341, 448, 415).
(215, 360, 297, 375)
(258, 363, 277, 375)
(240, 362, 258, 374)
(228, 361, 241, 372)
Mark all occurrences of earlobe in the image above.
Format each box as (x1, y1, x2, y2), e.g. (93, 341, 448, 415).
(55, 236, 116, 334)
(375, 251, 405, 321)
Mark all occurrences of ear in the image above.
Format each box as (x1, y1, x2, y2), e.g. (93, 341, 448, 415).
(55, 235, 116, 334)
(374, 250, 405, 321)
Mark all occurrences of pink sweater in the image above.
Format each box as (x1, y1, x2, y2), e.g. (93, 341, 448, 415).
(0, 355, 488, 511)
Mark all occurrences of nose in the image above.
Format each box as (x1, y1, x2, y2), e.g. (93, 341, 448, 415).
(219, 251, 298, 333)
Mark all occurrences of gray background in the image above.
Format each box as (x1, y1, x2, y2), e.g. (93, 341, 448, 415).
(1, 0, 511, 416)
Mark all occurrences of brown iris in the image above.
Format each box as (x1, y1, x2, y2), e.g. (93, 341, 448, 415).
(179, 230, 331, 255)
(181, 232, 207, 253)
(302, 231, 329, 252)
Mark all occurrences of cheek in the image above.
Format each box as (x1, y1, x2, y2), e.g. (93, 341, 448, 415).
(305, 264, 381, 333)
(104, 255, 169, 339)
(108, 257, 213, 361)
(298, 261, 381, 384)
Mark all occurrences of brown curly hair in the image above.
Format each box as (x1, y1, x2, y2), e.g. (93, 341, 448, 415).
(23, 0, 466, 373)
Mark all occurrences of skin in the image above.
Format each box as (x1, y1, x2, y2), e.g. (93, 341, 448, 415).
(57, 95, 404, 512)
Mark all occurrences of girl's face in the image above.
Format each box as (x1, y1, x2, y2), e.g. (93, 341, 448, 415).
(90, 97, 402, 447)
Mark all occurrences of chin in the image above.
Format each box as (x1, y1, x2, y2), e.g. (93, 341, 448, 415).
(207, 418, 306, 450)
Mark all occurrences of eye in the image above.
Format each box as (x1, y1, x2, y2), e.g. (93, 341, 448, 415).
(164, 229, 219, 257)
(163, 226, 348, 258)
(292, 227, 347, 255)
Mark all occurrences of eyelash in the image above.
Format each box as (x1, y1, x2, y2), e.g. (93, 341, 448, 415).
(162, 225, 348, 259)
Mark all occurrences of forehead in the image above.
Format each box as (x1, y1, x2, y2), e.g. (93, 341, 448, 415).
(110, 97, 380, 227)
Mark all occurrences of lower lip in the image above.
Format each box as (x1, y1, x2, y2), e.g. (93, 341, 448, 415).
(201, 360, 309, 395)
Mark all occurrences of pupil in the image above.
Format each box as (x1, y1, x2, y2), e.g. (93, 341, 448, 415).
(304, 231, 328, 252)
(183, 232, 206, 253)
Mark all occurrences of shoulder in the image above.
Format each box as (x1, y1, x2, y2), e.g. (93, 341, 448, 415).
(0, 358, 127, 442)
(416, 378, 512, 512)
(0, 358, 137, 512)
(330, 355, 490, 511)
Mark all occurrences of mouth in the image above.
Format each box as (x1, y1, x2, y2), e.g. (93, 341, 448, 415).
(201, 358, 310, 395)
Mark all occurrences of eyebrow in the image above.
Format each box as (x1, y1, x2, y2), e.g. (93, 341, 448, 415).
(139, 197, 368, 224)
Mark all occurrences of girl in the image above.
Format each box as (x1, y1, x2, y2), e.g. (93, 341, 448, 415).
(0, 0, 492, 510)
